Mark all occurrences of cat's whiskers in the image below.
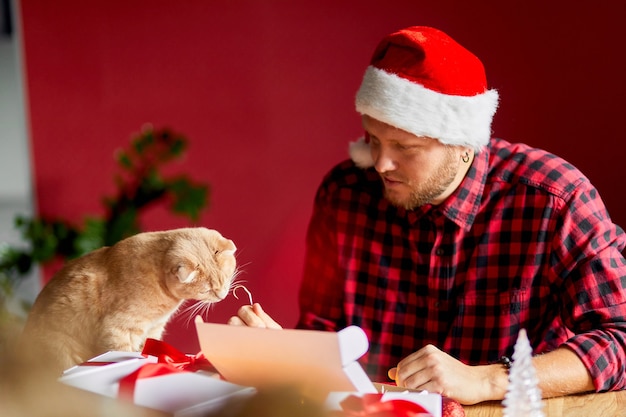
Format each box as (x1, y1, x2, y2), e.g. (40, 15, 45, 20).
(229, 277, 247, 289)
(179, 300, 215, 328)
(177, 264, 247, 329)
(231, 265, 247, 283)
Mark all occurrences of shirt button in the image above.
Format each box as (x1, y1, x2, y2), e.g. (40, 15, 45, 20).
(435, 248, 444, 256)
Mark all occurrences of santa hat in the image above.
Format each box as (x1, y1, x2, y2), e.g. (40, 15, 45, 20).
(350, 26, 499, 168)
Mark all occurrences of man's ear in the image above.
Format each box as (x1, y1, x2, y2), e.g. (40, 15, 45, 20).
(460, 146, 474, 163)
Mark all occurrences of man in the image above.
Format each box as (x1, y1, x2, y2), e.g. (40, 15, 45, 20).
(229, 26, 626, 405)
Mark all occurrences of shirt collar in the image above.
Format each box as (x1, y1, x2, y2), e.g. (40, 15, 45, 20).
(436, 147, 489, 231)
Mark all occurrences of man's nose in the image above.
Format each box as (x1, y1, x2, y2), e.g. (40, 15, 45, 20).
(374, 148, 396, 173)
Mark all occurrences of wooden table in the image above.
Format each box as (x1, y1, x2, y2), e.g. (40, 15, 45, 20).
(463, 390, 626, 417)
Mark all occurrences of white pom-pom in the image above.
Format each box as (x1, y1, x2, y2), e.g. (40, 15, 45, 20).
(349, 137, 374, 168)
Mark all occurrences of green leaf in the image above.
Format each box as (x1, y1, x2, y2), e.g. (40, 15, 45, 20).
(168, 178, 209, 221)
(116, 150, 133, 170)
(169, 137, 186, 157)
(74, 218, 106, 255)
(104, 208, 140, 246)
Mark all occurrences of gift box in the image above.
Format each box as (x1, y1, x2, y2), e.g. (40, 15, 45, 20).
(60, 350, 156, 384)
(59, 343, 256, 417)
(59, 320, 445, 417)
(326, 391, 442, 417)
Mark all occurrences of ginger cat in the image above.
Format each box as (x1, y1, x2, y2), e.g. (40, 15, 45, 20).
(19, 227, 237, 375)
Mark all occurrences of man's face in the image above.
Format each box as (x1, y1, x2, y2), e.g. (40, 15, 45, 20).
(362, 115, 466, 210)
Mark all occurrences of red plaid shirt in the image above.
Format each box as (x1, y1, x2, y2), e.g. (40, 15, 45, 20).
(296, 138, 626, 391)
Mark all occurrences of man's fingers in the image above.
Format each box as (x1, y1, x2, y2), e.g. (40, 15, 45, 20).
(227, 316, 245, 326)
(236, 304, 266, 327)
(227, 303, 283, 329)
(252, 303, 282, 329)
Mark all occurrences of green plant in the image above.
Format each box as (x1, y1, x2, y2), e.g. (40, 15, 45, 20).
(0, 125, 210, 315)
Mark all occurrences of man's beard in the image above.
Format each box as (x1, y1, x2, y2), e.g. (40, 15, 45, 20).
(384, 147, 459, 210)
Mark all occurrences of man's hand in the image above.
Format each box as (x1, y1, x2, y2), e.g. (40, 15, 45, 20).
(388, 344, 508, 405)
(227, 303, 283, 329)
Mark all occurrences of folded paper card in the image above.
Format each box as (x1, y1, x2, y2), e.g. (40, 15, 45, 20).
(195, 318, 378, 399)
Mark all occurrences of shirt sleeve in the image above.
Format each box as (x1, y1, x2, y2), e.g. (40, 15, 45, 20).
(295, 182, 347, 332)
(553, 179, 626, 391)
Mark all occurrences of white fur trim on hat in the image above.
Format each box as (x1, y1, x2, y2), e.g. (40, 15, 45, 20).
(355, 66, 499, 153)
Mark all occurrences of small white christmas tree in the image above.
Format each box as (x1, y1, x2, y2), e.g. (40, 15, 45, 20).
(502, 328, 545, 417)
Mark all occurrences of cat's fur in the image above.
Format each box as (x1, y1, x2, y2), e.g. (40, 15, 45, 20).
(19, 227, 237, 375)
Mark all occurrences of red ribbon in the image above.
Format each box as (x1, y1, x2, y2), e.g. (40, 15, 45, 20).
(77, 361, 117, 366)
(118, 363, 183, 401)
(140, 338, 215, 373)
(117, 338, 215, 401)
(333, 394, 433, 417)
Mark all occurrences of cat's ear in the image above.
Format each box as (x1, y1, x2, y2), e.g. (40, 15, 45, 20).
(175, 265, 197, 283)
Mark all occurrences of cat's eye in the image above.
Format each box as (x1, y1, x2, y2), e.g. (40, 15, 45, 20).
(214, 250, 220, 255)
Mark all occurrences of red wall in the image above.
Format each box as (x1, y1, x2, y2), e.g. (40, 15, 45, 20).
(18, 1, 626, 353)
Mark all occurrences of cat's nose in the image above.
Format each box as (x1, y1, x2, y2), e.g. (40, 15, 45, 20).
(215, 287, 229, 300)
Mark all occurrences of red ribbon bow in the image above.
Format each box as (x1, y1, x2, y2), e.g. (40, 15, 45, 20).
(333, 394, 433, 417)
(140, 338, 215, 373)
(118, 338, 215, 401)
